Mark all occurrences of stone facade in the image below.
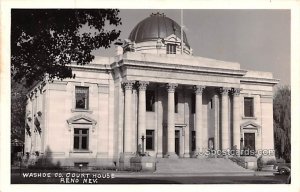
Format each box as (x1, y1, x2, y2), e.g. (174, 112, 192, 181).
(24, 13, 278, 167)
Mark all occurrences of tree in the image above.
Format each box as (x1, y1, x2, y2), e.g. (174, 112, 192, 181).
(273, 86, 291, 162)
(11, 80, 27, 141)
(11, 9, 121, 141)
(11, 9, 122, 87)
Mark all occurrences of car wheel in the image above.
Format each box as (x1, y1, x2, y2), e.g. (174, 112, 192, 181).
(279, 168, 287, 175)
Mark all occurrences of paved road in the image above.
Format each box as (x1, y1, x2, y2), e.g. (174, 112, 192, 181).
(11, 173, 289, 184)
(86, 175, 289, 184)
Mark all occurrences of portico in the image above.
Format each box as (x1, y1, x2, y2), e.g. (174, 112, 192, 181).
(121, 77, 244, 158)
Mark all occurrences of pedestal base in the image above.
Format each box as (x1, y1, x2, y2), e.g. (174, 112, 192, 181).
(165, 152, 178, 159)
(119, 152, 135, 170)
(140, 156, 156, 171)
(183, 153, 191, 158)
(156, 153, 163, 158)
(192, 152, 206, 159)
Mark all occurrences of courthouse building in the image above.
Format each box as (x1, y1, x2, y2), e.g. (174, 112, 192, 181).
(24, 13, 278, 167)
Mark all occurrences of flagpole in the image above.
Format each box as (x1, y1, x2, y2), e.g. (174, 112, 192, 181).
(181, 9, 183, 54)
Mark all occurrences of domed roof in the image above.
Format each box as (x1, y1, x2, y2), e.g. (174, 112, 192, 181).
(128, 13, 190, 48)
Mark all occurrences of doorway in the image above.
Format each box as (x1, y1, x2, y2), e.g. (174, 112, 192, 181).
(244, 133, 255, 156)
(175, 130, 180, 156)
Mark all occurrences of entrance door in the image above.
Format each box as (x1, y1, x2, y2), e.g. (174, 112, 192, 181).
(175, 130, 180, 156)
(244, 133, 255, 156)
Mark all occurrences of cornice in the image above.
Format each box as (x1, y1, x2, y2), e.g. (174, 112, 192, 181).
(241, 77, 279, 85)
(26, 80, 47, 99)
(120, 59, 247, 77)
(70, 64, 112, 73)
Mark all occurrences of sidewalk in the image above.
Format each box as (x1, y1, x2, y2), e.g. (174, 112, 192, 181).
(11, 165, 275, 178)
(113, 171, 275, 178)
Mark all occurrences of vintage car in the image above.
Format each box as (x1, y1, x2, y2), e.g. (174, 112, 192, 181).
(274, 163, 291, 175)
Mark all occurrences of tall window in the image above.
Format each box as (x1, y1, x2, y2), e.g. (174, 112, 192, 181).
(146, 130, 155, 150)
(146, 90, 155, 112)
(244, 97, 254, 117)
(74, 128, 89, 150)
(210, 99, 213, 109)
(75, 87, 89, 109)
(166, 44, 176, 54)
(175, 92, 178, 113)
(191, 93, 195, 114)
(191, 131, 196, 151)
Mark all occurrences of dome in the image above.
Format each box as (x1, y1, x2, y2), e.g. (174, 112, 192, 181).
(128, 12, 190, 48)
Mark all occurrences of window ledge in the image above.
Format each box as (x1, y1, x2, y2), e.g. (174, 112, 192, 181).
(71, 108, 93, 113)
(70, 150, 92, 153)
(242, 116, 257, 120)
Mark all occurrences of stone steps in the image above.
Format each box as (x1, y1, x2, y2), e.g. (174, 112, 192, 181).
(155, 158, 254, 174)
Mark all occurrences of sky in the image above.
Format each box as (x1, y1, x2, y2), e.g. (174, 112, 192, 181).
(96, 9, 290, 86)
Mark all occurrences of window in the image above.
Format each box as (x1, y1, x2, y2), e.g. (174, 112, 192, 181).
(244, 97, 254, 117)
(191, 131, 196, 151)
(191, 93, 195, 114)
(146, 130, 155, 150)
(146, 90, 155, 112)
(74, 128, 89, 150)
(175, 92, 178, 113)
(75, 86, 89, 110)
(166, 44, 176, 54)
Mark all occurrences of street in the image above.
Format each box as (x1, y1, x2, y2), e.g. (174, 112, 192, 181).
(11, 172, 289, 184)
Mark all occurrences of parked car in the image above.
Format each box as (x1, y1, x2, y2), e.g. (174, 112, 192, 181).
(273, 163, 291, 175)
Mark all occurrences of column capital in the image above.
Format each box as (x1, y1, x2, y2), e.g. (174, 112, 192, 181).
(38, 82, 46, 94)
(137, 81, 149, 91)
(219, 87, 230, 96)
(231, 88, 242, 96)
(193, 85, 206, 95)
(122, 80, 135, 90)
(27, 91, 35, 100)
(166, 83, 178, 93)
(26, 94, 32, 100)
(33, 88, 38, 97)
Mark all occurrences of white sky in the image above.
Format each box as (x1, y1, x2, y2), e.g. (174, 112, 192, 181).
(96, 9, 290, 86)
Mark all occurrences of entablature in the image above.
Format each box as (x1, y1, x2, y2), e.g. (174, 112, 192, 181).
(241, 77, 279, 86)
(119, 59, 247, 77)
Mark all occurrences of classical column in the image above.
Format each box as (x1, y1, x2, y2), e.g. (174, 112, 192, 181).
(31, 89, 37, 154)
(25, 95, 33, 154)
(137, 81, 149, 154)
(35, 89, 42, 154)
(156, 87, 164, 158)
(183, 91, 190, 158)
(38, 85, 44, 154)
(194, 85, 206, 157)
(220, 87, 230, 150)
(214, 94, 219, 151)
(123, 80, 135, 154)
(132, 88, 138, 153)
(232, 88, 241, 151)
(166, 83, 178, 158)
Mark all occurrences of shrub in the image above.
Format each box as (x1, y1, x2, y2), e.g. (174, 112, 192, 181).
(130, 156, 141, 163)
(266, 159, 276, 165)
(130, 156, 142, 171)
